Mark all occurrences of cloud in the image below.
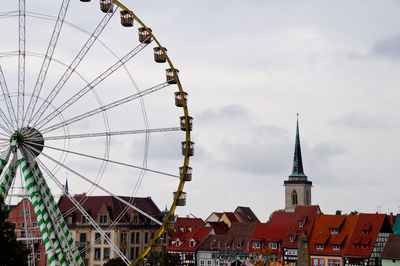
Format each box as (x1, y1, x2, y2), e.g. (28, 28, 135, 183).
(332, 111, 386, 129)
(197, 105, 250, 124)
(372, 34, 400, 58)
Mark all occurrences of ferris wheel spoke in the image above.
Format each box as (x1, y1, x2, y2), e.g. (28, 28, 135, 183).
(42, 127, 180, 141)
(35, 158, 131, 266)
(0, 11, 18, 18)
(39, 81, 171, 134)
(24, 140, 179, 179)
(34, 148, 163, 226)
(0, 108, 14, 134)
(0, 66, 17, 128)
(30, 7, 117, 127)
(17, 0, 26, 128)
(35, 41, 150, 129)
(24, 0, 71, 126)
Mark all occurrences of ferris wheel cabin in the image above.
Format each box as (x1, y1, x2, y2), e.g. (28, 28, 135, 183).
(166, 68, 179, 84)
(165, 215, 177, 230)
(138, 27, 152, 43)
(180, 166, 192, 182)
(180, 116, 193, 131)
(181, 141, 194, 156)
(120, 10, 134, 27)
(99, 0, 113, 13)
(153, 47, 167, 63)
(174, 91, 187, 107)
(174, 191, 187, 206)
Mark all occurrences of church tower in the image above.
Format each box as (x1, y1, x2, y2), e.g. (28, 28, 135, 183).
(284, 114, 312, 212)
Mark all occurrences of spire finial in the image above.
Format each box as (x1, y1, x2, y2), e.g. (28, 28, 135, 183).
(290, 115, 306, 178)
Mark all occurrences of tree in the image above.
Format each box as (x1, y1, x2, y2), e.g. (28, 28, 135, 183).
(0, 195, 30, 266)
(159, 252, 181, 266)
(104, 257, 126, 266)
(349, 210, 359, 215)
(335, 210, 342, 215)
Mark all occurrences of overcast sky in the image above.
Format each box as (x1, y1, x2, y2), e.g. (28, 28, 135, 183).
(1, 1, 400, 222)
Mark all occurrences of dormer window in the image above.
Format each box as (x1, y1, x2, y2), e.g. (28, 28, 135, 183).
(100, 215, 108, 224)
(67, 216, 73, 224)
(298, 220, 304, 227)
(269, 242, 278, 250)
(330, 228, 339, 234)
(189, 239, 196, 247)
(82, 216, 86, 224)
(316, 244, 324, 250)
(252, 241, 261, 249)
(289, 235, 295, 243)
(332, 244, 340, 250)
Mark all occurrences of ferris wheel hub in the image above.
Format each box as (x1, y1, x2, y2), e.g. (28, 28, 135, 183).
(10, 127, 44, 157)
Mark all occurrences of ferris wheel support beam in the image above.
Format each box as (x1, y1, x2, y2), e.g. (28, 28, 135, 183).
(17, 0, 26, 128)
(30, 7, 117, 127)
(0, 153, 17, 199)
(24, 140, 180, 179)
(42, 127, 180, 141)
(37, 158, 131, 266)
(0, 66, 17, 128)
(17, 149, 84, 266)
(40, 81, 171, 134)
(35, 148, 163, 226)
(35, 41, 150, 129)
(0, 109, 14, 134)
(24, 0, 71, 125)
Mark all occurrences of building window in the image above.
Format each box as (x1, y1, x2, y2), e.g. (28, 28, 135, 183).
(312, 258, 325, 266)
(328, 259, 340, 266)
(207, 261, 212, 266)
(299, 220, 304, 227)
(316, 244, 324, 250)
(36, 251, 41, 260)
(21, 222, 25, 228)
(189, 239, 195, 247)
(252, 241, 261, 249)
(330, 228, 339, 234)
(332, 244, 340, 250)
(95, 233, 101, 243)
(269, 242, 278, 250)
(67, 216, 72, 224)
(104, 248, 110, 260)
(94, 248, 101, 260)
(81, 249, 86, 258)
(289, 235, 295, 242)
(32, 222, 37, 228)
(104, 233, 111, 244)
(292, 190, 298, 205)
(82, 216, 86, 224)
(80, 233, 86, 244)
(130, 247, 134, 260)
(136, 247, 139, 258)
(20, 209, 30, 216)
(120, 232, 127, 243)
(136, 232, 140, 244)
(145, 232, 148, 243)
(200, 260, 205, 266)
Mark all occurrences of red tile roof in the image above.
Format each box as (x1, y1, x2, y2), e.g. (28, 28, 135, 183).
(282, 205, 320, 248)
(309, 214, 358, 256)
(169, 217, 205, 239)
(167, 226, 212, 252)
(248, 211, 293, 253)
(345, 213, 392, 259)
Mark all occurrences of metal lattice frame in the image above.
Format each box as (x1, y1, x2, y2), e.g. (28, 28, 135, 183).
(0, 1, 193, 265)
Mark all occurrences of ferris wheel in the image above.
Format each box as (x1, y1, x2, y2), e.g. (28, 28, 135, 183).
(0, 0, 193, 265)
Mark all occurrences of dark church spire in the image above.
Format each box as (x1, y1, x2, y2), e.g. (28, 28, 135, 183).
(290, 114, 307, 178)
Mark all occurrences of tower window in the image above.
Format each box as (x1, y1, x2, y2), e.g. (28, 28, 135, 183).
(292, 190, 298, 205)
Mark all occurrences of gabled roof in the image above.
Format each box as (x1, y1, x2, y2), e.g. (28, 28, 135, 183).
(199, 222, 256, 252)
(345, 213, 392, 258)
(58, 195, 162, 224)
(222, 212, 238, 223)
(169, 217, 205, 239)
(382, 234, 400, 259)
(207, 222, 229, 235)
(234, 206, 260, 223)
(309, 214, 358, 256)
(248, 211, 293, 253)
(168, 226, 213, 252)
(282, 205, 320, 248)
(205, 212, 223, 222)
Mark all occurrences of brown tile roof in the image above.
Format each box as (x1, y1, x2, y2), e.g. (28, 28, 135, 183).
(199, 222, 256, 252)
(234, 206, 260, 223)
(382, 234, 400, 259)
(58, 195, 162, 224)
(207, 222, 229, 235)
